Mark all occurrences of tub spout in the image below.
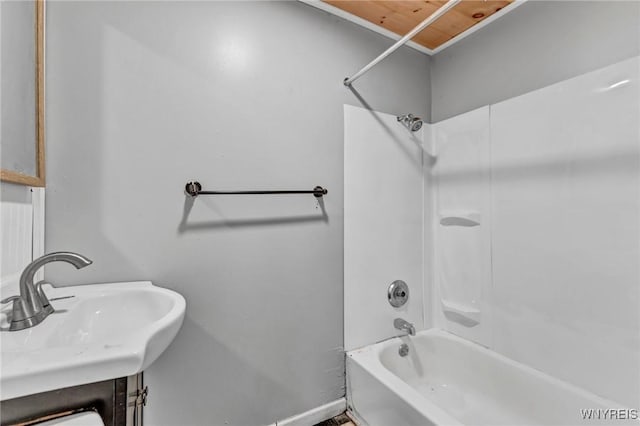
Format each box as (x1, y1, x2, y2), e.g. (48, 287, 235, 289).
(394, 318, 415, 336)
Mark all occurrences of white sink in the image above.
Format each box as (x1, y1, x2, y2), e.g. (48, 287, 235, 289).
(0, 281, 186, 400)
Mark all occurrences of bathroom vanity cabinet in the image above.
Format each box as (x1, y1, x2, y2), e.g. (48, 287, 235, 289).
(0, 374, 145, 426)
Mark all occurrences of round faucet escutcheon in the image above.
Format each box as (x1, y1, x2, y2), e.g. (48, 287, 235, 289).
(388, 280, 409, 308)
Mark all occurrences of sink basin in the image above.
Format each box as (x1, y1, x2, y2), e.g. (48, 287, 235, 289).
(0, 281, 186, 400)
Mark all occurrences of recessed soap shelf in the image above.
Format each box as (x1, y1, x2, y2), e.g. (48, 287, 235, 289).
(439, 210, 481, 227)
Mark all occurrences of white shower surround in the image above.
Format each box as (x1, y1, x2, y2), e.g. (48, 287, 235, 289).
(344, 104, 426, 352)
(344, 56, 640, 424)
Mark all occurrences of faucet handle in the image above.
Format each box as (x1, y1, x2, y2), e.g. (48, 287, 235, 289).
(0, 295, 32, 322)
(1, 295, 41, 330)
(1, 295, 21, 304)
(35, 281, 55, 315)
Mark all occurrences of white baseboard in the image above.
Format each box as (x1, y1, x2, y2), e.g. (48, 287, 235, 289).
(273, 398, 346, 426)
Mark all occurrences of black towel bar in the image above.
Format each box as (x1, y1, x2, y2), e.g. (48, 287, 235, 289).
(184, 181, 327, 198)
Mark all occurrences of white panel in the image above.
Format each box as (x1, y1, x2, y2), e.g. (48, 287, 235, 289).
(422, 127, 436, 331)
(0, 201, 32, 281)
(31, 187, 45, 282)
(431, 106, 492, 346)
(490, 56, 640, 406)
(0, 185, 44, 295)
(344, 104, 424, 351)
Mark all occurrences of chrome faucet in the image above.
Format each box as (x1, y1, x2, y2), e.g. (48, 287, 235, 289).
(394, 318, 415, 336)
(1, 252, 92, 331)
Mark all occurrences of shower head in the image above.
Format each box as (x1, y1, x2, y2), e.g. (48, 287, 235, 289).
(397, 113, 423, 132)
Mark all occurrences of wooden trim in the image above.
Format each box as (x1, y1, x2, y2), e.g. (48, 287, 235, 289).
(35, 0, 46, 186)
(1, 169, 44, 186)
(1, 0, 46, 188)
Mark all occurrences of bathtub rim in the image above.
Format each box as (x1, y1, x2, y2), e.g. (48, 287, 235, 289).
(347, 330, 462, 425)
(347, 328, 631, 426)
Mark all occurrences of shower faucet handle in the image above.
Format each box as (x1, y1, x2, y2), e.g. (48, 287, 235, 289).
(388, 280, 409, 307)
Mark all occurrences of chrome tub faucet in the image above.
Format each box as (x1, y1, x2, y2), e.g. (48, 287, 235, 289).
(1, 252, 92, 331)
(394, 318, 415, 336)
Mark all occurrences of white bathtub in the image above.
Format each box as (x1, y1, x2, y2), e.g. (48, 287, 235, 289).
(346, 329, 637, 426)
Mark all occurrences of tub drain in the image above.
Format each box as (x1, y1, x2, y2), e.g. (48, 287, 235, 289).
(399, 343, 409, 357)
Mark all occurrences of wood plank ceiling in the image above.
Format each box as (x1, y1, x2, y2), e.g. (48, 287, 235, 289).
(322, 0, 514, 50)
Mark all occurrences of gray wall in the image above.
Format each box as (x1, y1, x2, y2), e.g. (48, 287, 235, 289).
(431, 0, 640, 122)
(44, 2, 429, 425)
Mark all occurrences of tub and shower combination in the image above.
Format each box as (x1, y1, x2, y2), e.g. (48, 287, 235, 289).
(346, 330, 636, 426)
(343, 41, 639, 425)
